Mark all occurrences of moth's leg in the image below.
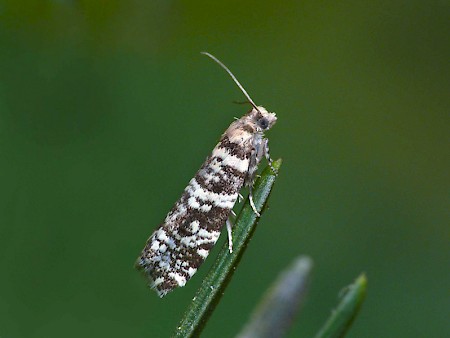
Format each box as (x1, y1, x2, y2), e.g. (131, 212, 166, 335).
(230, 209, 237, 218)
(248, 184, 261, 217)
(226, 218, 234, 253)
(244, 147, 259, 187)
(244, 139, 264, 187)
(238, 193, 244, 203)
(263, 138, 276, 172)
(246, 152, 261, 217)
(245, 140, 264, 217)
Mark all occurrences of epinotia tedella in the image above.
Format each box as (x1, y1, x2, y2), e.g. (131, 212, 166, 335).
(136, 52, 277, 297)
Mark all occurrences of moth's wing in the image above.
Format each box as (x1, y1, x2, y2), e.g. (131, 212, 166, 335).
(136, 134, 252, 297)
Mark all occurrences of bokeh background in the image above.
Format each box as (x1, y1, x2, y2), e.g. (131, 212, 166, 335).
(0, 1, 448, 337)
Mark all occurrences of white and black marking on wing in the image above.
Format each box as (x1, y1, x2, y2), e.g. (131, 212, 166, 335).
(136, 52, 277, 297)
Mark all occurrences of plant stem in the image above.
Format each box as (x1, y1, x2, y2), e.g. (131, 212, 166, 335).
(173, 159, 282, 338)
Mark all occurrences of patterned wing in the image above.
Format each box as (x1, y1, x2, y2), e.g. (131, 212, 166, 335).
(136, 135, 252, 297)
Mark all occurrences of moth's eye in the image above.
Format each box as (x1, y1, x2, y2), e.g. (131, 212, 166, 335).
(259, 117, 269, 129)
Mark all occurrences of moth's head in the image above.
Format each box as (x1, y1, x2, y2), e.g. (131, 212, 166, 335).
(248, 106, 277, 132)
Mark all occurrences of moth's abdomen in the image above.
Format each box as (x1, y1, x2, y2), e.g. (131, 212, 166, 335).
(136, 135, 252, 297)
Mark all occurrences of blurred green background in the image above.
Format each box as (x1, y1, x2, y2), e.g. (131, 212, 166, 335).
(0, 1, 448, 337)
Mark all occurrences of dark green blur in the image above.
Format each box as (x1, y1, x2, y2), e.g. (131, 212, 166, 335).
(0, 1, 448, 337)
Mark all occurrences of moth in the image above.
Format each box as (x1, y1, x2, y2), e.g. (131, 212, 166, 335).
(136, 52, 277, 297)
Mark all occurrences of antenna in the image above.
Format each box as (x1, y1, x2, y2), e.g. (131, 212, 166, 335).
(201, 52, 260, 112)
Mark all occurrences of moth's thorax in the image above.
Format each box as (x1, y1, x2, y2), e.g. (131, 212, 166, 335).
(225, 106, 276, 144)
